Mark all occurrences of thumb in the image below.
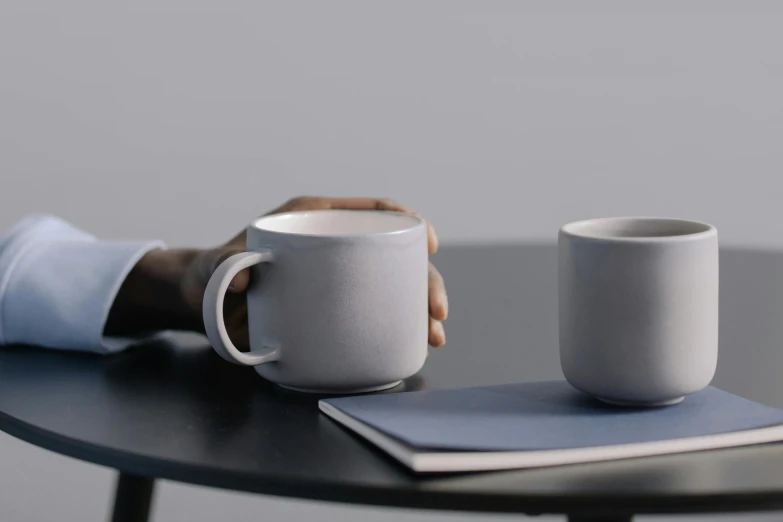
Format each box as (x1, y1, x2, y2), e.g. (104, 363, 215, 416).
(200, 248, 251, 294)
(228, 268, 250, 293)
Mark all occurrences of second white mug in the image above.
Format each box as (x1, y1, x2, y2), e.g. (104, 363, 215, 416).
(558, 217, 719, 406)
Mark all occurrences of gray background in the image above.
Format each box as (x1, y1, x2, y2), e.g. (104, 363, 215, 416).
(1, 0, 781, 520)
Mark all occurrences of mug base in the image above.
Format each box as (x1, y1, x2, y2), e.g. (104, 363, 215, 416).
(596, 395, 685, 407)
(277, 380, 403, 395)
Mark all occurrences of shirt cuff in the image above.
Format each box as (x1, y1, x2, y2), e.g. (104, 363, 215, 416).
(0, 215, 166, 353)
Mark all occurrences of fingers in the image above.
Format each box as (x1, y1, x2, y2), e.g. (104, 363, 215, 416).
(282, 196, 411, 212)
(329, 198, 439, 254)
(429, 316, 446, 347)
(428, 262, 448, 347)
(270, 196, 439, 254)
(428, 262, 448, 321)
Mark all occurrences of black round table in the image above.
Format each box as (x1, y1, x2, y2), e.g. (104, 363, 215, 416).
(3, 244, 783, 522)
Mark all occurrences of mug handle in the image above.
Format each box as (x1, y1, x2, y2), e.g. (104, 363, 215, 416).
(202, 250, 281, 366)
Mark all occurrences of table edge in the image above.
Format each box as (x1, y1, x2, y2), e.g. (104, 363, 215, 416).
(4, 410, 783, 516)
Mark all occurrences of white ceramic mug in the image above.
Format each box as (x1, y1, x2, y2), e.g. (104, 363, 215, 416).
(558, 217, 719, 406)
(203, 210, 429, 394)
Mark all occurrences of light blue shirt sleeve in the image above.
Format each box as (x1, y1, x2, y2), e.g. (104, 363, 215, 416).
(0, 214, 167, 353)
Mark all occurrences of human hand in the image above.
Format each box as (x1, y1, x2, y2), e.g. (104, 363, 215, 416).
(179, 196, 448, 348)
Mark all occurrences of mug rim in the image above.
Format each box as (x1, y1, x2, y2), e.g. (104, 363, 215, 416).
(560, 216, 717, 243)
(250, 209, 426, 239)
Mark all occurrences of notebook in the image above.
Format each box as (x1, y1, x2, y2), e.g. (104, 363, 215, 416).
(319, 380, 783, 473)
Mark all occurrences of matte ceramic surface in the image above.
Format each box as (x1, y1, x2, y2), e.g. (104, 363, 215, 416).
(559, 217, 719, 406)
(203, 210, 429, 393)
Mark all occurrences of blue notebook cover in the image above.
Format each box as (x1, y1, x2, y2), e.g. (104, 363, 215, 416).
(320, 381, 783, 452)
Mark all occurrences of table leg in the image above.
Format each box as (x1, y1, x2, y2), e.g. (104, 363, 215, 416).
(110, 472, 155, 522)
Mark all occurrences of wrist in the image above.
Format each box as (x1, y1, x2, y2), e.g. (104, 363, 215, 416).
(105, 247, 205, 336)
